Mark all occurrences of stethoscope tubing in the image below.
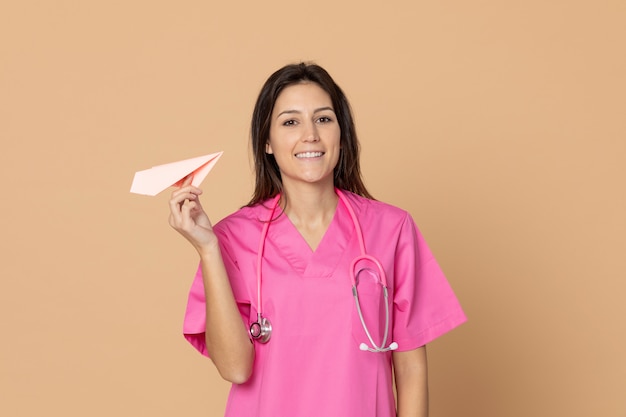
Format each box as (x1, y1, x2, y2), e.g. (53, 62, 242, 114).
(352, 282, 392, 352)
(342, 187, 393, 352)
(252, 189, 396, 352)
(255, 194, 281, 318)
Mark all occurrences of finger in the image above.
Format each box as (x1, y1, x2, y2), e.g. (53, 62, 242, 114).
(169, 192, 195, 225)
(171, 185, 203, 200)
(168, 212, 179, 229)
(169, 199, 183, 227)
(182, 174, 194, 187)
(170, 198, 197, 230)
(170, 189, 202, 209)
(179, 199, 197, 227)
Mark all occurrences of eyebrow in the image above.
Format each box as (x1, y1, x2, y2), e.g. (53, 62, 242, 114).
(276, 106, 335, 118)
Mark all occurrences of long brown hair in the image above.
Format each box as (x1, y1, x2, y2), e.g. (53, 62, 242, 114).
(246, 63, 373, 206)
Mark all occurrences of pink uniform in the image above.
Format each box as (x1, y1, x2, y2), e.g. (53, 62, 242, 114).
(183, 191, 466, 417)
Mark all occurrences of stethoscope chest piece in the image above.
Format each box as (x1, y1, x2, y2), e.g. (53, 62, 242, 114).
(250, 315, 272, 344)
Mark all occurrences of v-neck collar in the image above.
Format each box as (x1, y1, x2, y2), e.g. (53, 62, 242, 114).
(268, 198, 353, 278)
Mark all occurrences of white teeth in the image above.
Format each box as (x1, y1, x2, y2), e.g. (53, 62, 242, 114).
(296, 151, 323, 158)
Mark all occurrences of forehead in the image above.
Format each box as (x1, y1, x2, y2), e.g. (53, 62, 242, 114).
(273, 82, 333, 111)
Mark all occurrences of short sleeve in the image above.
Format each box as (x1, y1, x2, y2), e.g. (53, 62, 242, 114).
(182, 231, 252, 357)
(392, 213, 466, 350)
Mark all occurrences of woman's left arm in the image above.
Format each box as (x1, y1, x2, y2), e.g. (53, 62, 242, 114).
(393, 346, 429, 417)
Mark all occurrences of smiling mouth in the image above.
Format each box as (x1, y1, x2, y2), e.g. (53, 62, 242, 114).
(295, 151, 324, 158)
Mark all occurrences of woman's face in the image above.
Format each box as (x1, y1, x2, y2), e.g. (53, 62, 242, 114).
(267, 82, 341, 190)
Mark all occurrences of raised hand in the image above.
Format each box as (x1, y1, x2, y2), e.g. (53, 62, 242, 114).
(168, 175, 219, 254)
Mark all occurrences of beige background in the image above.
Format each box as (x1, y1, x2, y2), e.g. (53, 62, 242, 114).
(1, 1, 625, 416)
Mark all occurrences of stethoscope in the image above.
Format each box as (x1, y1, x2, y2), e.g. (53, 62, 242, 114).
(249, 189, 398, 353)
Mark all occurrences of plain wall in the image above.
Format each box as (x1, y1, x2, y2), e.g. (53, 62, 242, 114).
(1, 1, 624, 416)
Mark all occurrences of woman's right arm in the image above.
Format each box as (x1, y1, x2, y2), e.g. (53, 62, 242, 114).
(169, 178, 254, 384)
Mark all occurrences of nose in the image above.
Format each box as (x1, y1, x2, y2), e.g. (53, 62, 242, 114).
(303, 121, 320, 142)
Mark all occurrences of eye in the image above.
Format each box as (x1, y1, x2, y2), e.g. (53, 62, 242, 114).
(317, 116, 333, 124)
(282, 119, 297, 126)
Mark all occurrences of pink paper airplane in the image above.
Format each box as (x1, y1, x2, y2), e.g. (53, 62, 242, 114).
(130, 151, 223, 196)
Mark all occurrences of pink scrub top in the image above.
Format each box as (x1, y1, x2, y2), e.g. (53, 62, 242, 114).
(183, 191, 466, 417)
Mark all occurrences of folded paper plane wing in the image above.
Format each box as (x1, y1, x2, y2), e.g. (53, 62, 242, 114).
(130, 151, 223, 196)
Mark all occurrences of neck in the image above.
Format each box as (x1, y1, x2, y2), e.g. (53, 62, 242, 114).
(281, 182, 338, 225)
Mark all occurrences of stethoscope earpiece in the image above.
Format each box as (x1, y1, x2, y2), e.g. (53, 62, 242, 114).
(359, 342, 398, 352)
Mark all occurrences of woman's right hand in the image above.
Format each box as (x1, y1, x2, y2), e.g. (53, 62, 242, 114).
(168, 175, 218, 254)
(170, 177, 255, 383)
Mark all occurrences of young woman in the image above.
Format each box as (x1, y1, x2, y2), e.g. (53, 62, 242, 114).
(169, 63, 466, 417)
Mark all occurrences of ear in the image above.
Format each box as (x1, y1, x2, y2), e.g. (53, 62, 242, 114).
(266, 142, 273, 154)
